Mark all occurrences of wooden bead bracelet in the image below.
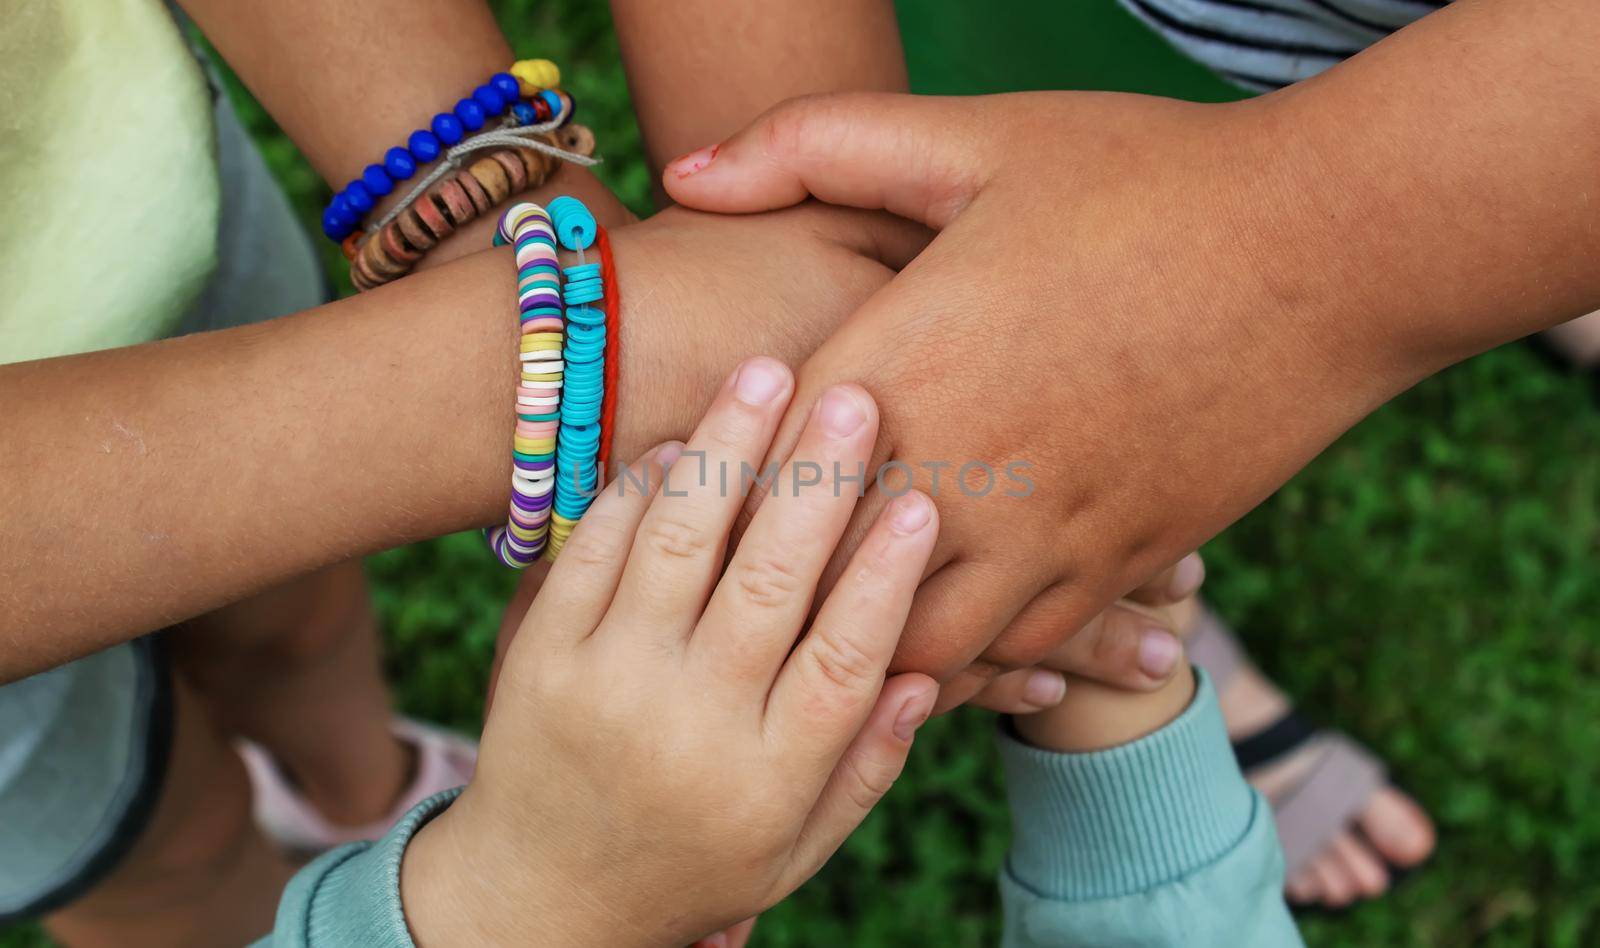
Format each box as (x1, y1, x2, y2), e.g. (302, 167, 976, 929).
(343, 124, 596, 291)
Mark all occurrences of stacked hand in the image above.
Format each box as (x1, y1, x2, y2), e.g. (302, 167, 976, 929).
(485, 200, 1204, 708)
(403, 359, 938, 947)
(663, 92, 1413, 707)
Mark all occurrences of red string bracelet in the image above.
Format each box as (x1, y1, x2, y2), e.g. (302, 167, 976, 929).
(596, 225, 622, 471)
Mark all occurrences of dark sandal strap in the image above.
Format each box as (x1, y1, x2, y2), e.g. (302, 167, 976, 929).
(1231, 709, 1320, 772)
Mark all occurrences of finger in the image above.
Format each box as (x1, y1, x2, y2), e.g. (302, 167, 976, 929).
(1125, 552, 1205, 607)
(1021, 595, 1185, 690)
(966, 667, 1069, 715)
(723, 916, 758, 948)
(692, 385, 879, 691)
(520, 441, 682, 646)
(765, 491, 938, 788)
(609, 357, 794, 641)
(663, 92, 993, 228)
(890, 557, 1045, 681)
(783, 672, 937, 890)
(931, 661, 1001, 715)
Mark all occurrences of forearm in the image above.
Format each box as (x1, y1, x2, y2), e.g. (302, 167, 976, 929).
(0, 228, 722, 679)
(1249, 0, 1600, 383)
(177, 0, 620, 252)
(610, 0, 907, 176)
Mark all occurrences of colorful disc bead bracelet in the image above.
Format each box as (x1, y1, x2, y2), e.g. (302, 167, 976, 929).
(485, 196, 611, 567)
(486, 202, 564, 567)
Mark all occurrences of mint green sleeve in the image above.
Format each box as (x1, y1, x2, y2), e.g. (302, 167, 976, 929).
(997, 669, 1303, 947)
(250, 788, 462, 948)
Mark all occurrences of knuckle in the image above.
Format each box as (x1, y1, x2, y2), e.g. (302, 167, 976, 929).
(562, 515, 629, 570)
(707, 408, 763, 451)
(839, 747, 896, 812)
(761, 93, 840, 159)
(640, 513, 713, 562)
(803, 628, 881, 696)
(1091, 612, 1142, 663)
(731, 554, 807, 610)
(985, 633, 1053, 670)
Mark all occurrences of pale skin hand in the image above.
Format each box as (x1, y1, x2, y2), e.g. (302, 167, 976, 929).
(402, 362, 940, 948)
(662, 0, 1600, 708)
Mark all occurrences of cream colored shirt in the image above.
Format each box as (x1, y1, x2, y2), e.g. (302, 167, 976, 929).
(0, 0, 219, 363)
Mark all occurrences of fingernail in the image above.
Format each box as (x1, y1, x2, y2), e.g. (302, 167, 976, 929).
(655, 441, 683, 469)
(1138, 630, 1182, 679)
(893, 688, 936, 741)
(669, 143, 720, 178)
(1169, 553, 1206, 600)
(819, 387, 867, 439)
(888, 492, 931, 534)
(693, 935, 728, 948)
(733, 358, 787, 406)
(1022, 670, 1067, 708)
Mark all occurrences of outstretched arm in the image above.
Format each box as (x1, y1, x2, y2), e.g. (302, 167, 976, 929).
(0, 205, 922, 680)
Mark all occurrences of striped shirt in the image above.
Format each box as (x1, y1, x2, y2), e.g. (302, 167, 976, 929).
(1116, 0, 1451, 91)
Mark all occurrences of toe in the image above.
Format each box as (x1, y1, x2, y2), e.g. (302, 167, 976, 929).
(1312, 854, 1356, 908)
(1285, 869, 1320, 905)
(1359, 787, 1436, 868)
(1331, 832, 1390, 899)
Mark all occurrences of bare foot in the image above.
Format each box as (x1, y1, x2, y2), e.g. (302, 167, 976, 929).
(1177, 597, 1436, 909)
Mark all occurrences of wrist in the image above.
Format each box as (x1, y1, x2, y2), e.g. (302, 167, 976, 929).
(400, 792, 612, 948)
(602, 218, 741, 463)
(417, 166, 638, 272)
(1198, 96, 1427, 408)
(1014, 663, 1196, 753)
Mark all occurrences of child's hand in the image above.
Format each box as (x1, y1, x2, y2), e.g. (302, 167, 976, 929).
(1013, 592, 1201, 754)
(404, 357, 940, 948)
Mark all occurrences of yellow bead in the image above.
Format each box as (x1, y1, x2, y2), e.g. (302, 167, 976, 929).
(511, 59, 561, 96)
(508, 522, 546, 541)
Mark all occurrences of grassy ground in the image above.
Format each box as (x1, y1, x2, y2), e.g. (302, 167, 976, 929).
(8, 1, 1600, 945)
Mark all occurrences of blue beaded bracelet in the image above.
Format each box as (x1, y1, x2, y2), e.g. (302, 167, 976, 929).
(321, 61, 568, 243)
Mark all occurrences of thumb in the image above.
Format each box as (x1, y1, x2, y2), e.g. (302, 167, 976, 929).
(663, 92, 990, 229)
(783, 673, 937, 888)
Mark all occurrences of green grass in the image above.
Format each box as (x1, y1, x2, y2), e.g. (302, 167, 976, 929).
(8, 2, 1600, 945)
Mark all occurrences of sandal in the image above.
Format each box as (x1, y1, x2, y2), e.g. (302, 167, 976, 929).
(1527, 309, 1600, 401)
(239, 716, 477, 854)
(1187, 607, 1425, 889)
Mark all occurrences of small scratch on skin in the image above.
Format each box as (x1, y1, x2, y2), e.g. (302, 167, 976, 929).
(111, 420, 148, 456)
